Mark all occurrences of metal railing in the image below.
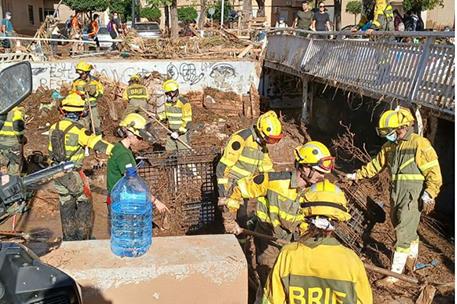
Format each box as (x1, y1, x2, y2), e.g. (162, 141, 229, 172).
(264, 29, 455, 118)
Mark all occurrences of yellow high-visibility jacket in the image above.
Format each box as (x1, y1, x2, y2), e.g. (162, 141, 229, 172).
(262, 237, 373, 304)
(356, 130, 442, 199)
(157, 97, 192, 134)
(216, 127, 274, 197)
(72, 76, 104, 106)
(122, 83, 149, 102)
(0, 107, 25, 145)
(227, 171, 304, 241)
(371, 0, 393, 30)
(48, 118, 113, 167)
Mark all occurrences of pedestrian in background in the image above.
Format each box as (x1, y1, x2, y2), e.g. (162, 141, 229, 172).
(312, 2, 331, 32)
(108, 12, 122, 50)
(293, 1, 314, 36)
(88, 14, 100, 52)
(70, 11, 82, 55)
(1, 12, 14, 50)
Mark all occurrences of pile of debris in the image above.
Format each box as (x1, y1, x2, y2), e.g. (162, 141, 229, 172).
(120, 28, 261, 60)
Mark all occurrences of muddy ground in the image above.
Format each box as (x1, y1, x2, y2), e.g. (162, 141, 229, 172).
(1, 84, 454, 303)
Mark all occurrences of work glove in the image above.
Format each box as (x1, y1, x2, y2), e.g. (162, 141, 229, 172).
(345, 173, 357, 181)
(220, 203, 242, 235)
(421, 191, 435, 215)
(170, 132, 179, 140)
(217, 197, 227, 207)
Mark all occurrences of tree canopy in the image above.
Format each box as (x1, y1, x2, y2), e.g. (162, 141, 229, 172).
(63, 0, 108, 12)
(178, 6, 198, 24)
(346, 0, 362, 15)
(403, 0, 444, 11)
(140, 7, 161, 22)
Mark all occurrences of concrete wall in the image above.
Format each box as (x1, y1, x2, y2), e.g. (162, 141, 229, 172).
(42, 235, 248, 304)
(24, 59, 259, 95)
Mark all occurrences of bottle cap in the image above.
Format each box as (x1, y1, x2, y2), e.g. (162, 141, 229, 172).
(125, 165, 137, 177)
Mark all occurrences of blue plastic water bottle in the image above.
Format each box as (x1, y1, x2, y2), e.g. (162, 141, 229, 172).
(110, 165, 152, 257)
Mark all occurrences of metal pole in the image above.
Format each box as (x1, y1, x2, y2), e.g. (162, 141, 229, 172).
(132, 0, 136, 27)
(220, 0, 224, 28)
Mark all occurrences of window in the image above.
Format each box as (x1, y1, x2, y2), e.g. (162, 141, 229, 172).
(28, 5, 34, 25)
(39, 8, 44, 22)
(44, 8, 55, 18)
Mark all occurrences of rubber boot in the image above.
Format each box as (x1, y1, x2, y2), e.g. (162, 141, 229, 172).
(376, 251, 408, 288)
(60, 199, 78, 241)
(406, 239, 419, 273)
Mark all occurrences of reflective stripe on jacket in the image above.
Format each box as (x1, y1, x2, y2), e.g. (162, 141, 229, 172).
(216, 127, 274, 194)
(122, 83, 149, 102)
(72, 76, 104, 105)
(157, 97, 192, 133)
(262, 237, 373, 304)
(48, 118, 113, 166)
(228, 171, 303, 241)
(356, 129, 442, 198)
(0, 107, 25, 139)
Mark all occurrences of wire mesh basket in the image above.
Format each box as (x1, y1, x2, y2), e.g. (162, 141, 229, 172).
(138, 147, 220, 233)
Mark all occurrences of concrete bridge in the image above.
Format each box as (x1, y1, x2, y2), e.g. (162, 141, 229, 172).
(264, 30, 455, 121)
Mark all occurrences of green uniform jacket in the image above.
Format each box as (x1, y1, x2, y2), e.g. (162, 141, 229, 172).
(107, 142, 136, 193)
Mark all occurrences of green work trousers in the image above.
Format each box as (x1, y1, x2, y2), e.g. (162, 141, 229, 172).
(54, 171, 93, 241)
(165, 132, 190, 151)
(123, 99, 149, 119)
(0, 144, 22, 175)
(390, 181, 422, 251)
(82, 105, 101, 135)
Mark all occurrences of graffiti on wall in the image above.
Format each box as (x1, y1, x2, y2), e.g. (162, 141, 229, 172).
(27, 61, 253, 94)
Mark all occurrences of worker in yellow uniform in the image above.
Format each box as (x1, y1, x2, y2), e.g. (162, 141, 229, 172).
(221, 141, 335, 287)
(370, 0, 394, 31)
(157, 80, 192, 151)
(355, 0, 393, 31)
(48, 92, 113, 241)
(262, 180, 373, 304)
(72, 61, 104, 134)
(346, 107, 442, 287)
(216, 110, 284, 228)
(216, 110, 283, 198)
(122, 74, 150, 119)
(0, 106, 25, 175)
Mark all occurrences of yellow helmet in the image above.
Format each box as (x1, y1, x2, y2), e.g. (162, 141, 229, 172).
(301, 179, 351, 222)
(61, 93, 86, 112)
(75, 61, 93, 73)
(163, 79, 179, 93)
(294, 141, 334, 173)
(129, 74, 141, 82)
(119, 113, 147, 137)
(119, 113, 156, 142)
(376, 107, 415, 137)
(256, 111, 284, 144)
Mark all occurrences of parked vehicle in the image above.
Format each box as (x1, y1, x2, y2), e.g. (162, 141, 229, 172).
(133, 22, 161, 39)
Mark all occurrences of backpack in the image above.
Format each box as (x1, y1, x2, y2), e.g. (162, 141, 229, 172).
(50, 121, 75, 162)
(107, 21, 113, 33)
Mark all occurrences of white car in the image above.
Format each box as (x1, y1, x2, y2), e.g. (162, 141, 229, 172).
(133, 22, 161, 39)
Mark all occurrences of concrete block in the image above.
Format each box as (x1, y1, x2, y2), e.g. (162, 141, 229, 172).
(42, 234, 247, 304)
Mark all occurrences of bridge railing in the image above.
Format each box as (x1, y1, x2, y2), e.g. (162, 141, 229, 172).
(265, 29, 455, 117)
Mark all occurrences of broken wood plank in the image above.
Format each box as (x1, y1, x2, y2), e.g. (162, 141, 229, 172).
(237, 44, 254, 58)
